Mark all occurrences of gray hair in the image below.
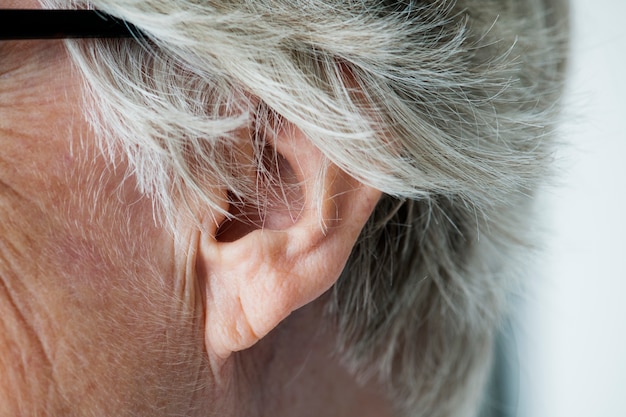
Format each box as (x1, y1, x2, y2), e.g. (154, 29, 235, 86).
(45, 0, 569, 416)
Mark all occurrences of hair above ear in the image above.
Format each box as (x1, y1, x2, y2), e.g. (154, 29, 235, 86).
(195, 117, 381, 359)
(213, 112, 307, 243)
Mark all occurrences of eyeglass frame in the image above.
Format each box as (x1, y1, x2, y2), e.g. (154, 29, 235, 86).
(0, 9, 142, 40)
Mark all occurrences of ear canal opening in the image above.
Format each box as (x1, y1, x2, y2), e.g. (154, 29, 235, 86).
(215, 143, 305, 243)
(214, 190, 260, 243)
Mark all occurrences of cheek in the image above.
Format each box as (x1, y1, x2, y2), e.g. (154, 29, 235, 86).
(38, 179, 198, 412)
(0, 285, 56, 416)
(0, 189, 204, 415)
(0, 139, 201, 415)
(0, 44, 207, 412)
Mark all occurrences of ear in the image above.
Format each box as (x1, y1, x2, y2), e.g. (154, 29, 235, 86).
(195, 119, 381, 359)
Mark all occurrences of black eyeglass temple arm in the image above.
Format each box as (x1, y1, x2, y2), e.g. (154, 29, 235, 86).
(0, 10, 142, 40)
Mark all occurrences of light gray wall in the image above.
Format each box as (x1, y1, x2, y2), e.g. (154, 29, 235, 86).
(524, 1, 626, 416)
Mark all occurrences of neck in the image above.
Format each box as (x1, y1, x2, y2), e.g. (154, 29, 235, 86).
(226, 300, 396, 417)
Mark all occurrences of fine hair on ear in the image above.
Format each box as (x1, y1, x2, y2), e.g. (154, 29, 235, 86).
(45, 0, 570, 415)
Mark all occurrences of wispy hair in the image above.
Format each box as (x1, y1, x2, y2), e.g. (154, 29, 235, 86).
(43, 0, 569, 416)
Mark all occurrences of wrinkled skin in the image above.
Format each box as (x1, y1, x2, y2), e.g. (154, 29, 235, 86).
(0, 3, 393, 416)
(0, 37, 210, 415)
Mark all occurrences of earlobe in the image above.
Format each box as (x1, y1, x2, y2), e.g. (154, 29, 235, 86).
(195, 120, 381, 359)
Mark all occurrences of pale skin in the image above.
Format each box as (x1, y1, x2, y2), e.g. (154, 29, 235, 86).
(0, 2, 393, 416)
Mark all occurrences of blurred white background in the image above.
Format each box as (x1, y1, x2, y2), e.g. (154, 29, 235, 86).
(523, 1, 626, 416)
